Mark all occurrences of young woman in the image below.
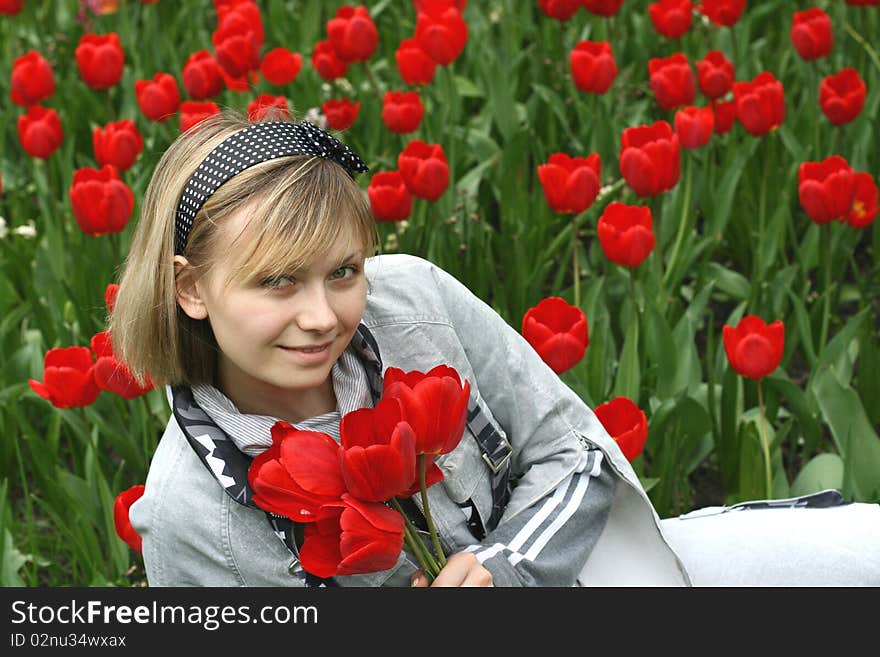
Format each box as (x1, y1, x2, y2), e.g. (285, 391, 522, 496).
(112, 110, 879, 587)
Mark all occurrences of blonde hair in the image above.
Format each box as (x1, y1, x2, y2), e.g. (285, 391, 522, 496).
(109, 109, 380, 388)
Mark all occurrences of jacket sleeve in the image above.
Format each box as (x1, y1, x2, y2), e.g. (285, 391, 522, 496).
(428, 258, 621, 586)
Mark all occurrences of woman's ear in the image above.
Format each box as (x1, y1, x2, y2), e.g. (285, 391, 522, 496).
(173, 256, 209, 320)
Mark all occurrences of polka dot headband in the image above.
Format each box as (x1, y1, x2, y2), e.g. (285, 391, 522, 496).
(174, 120, 369, 256)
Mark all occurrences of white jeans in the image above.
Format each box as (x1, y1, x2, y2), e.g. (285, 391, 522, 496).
(660, 495, 880, 586)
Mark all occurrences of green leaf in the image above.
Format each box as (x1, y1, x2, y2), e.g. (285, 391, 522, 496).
(762, 375, 822, 458)
(612, 317, 640, 402)
(644, 297, 678, 399)
(815, 305, 869, 386)
(1, 529, 27, 587)
(791, 453, 845, 498)
(786, 288, 818, 370)
(813, 368, 880, 501)
(454, 75, 484, 98)
(705, 262, 751, 301)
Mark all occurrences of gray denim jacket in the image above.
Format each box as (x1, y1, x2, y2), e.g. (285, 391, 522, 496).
(130, 253, 692, 586)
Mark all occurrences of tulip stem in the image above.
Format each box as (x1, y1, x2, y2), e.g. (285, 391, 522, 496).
(818, 222, 833, 360)
(363, 59, 383, 102)
(754, 137, 772, 296)
(844, 21, 880, 76)
(662, 154, 692, 291)
(756, 379, 773, 499)
(418, 455, 447, 569)
(572, 214, 580, 307)
(391, 497, 439, 580)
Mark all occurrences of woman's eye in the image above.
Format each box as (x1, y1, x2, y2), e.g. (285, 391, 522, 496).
(262, 275, 295, 289)
(331, 265, 359, 280)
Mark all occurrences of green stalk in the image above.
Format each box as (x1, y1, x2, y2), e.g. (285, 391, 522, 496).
(818, 222, 833, 360)
(362, 59, 383, 102)
(756, 379, 773, 499)
(662, 154, 693, 290)
(572, 214, 580, 307)
(753, 136, 772, 304)
(418, 454, 447, 568)
(390, 497, 439, 579)
(844, 21, 880, 75)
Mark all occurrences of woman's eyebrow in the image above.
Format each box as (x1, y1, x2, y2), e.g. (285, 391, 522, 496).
(289, 251, 363, 275)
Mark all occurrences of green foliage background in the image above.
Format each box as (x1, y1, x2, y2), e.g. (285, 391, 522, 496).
(0, 0, 878, 586)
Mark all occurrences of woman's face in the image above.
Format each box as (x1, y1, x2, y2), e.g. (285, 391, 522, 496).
(176, 201, 368, 421)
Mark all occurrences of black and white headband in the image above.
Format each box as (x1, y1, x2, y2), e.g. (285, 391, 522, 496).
(173, 120, 369, 256)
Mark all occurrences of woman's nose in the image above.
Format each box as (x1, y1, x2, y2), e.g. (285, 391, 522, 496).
(296, 283, 338, 332)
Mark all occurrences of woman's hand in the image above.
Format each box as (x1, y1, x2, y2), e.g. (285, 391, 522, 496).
(410, 551, 494, 587)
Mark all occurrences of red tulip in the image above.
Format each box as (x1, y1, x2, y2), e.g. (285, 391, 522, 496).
(93, 120, 143, 172)
(327, 5, 379, 63)
(260, 47, 302, 86)
(538, 0, 580, 21)
(696, 0, 746, 27)
(712, 99, 737, 134)
(113, 485, 145, 553)
(216, 0, 264, 47)
(180, 100, 221, 132)
(733, 71, 785, 136)
(322, 98, 360, 131)
(395, 38, 437, 85)
(248, 422, 347, 523)
(368, 171, 414, 222)
(75, 33, 125, 90)
(382, 364, 471, 458)
(134, 72, 180, 122)
(212, 17, 260, 78)
(846, 172, 878, 229)
(522, 296, 589, 374)
(696, 50, 734, 100)
(339, 396, 418, 502)
(791, 8, 833, 61)
(722, 315, 784, 381)
(247, 94, 289, 121)
(0, 0, 24, 15)
(311, 40, 349, 81)
(182, 50, 224, 100)
(797, 155, 856, 225)
(649, 0, 693, 39)
(69, 165, 135, 236)
(221, 68, 260, 92)
(28, 346, 101, 409)
(414, 0, 468, 10)
(819, 67, 866, 126)
(674, 105, 714, 149)
(619, 120, 681, 197)
(299, 495, 405, 578)
(104, 283, 119, 314)
(90, 331, 154, 399)
(382, 91, 424, 134)
(648, 52, 695, 111)
(596, 202, 655, 268)
(593, 397, 648, 462)
(581, 0, 624, 16)
(398, 140, 450, 201)
(537, 152, 601, 214)
(10, 50, 55, 107)
(18, 105, 63, 159)
(415, 0, 468, 66)
(569, 41, 617, 95)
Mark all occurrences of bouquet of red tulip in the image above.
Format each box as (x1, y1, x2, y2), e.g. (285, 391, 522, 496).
(247, 365, 471, 583)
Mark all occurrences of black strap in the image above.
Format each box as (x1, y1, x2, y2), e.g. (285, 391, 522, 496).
(172, 322, 512, 583)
